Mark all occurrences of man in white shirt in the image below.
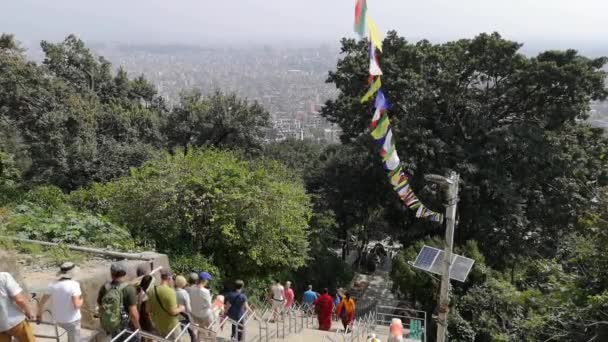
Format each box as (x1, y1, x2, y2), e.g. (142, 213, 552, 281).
(0, 272, 35, 342)
(37, 262, 83, 342)
(189, 272, 213, 329)
(269, 279, 285, 322)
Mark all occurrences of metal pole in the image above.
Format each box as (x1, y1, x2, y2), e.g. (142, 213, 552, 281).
(436, 171, 459, 342)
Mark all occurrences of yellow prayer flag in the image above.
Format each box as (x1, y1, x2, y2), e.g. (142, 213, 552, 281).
(361, 77, 381, 103)
(367, 15, 382, 52)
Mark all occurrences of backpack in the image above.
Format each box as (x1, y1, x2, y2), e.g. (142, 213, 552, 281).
(100, 282, 128, 333)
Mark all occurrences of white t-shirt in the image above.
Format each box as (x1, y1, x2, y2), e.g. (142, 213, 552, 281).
(46, 279, 82, 323)
(271, 284, 285, 301)
(0, 272, 26, 332)
(189, 286, 212, 320)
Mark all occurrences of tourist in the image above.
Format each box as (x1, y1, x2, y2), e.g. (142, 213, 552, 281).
(283, 281, 294, 312)
(137, 275, 156, 338)
(225, 280, 251, 342)
(388, 318, 404, 342)
(174, 276, 195, 342)
(97, 261, 140, 341)
(336, 292, 356, 330)
(186, 273, 199, 293)
(37, 262, 83, 342)
(312, 288, 333, 331)
(0, 272, 36, 342)
(302, 285, 318, 313)
(147, 270, 184, 338)
(269, 279, 284, 322)
(190, 272, 213, 329)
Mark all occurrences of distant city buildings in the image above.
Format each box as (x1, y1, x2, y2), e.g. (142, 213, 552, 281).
(88, 43, 342, 143)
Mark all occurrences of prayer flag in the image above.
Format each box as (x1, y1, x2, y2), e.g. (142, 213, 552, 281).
(384, 150, 400, 171)
(371, 113, 390, 140)
(374, 88, 389, 110)
(361, 77, 381, 103)
(389, 168, 408, 187)
(367, 16, 382, 52)
(380, 130, 395, 160)
(370, 89, 388, 129)
(370, 107, 384, 130)
(369, 42, 382, 76)
(354, 0, 368, 36)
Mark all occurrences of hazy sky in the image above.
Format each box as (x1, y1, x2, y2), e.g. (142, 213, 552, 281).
(3, 0, 607, 51)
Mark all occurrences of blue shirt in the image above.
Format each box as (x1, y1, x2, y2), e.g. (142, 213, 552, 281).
(227, 291, 247, 321)
(303, 290, 318, 305)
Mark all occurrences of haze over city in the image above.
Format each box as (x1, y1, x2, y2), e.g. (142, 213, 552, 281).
(3, 0, 608, 54)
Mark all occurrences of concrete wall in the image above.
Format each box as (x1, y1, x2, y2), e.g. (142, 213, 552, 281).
(0, 250, 26, 290)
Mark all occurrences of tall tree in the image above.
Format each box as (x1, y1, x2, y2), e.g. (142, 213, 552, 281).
(323, 32, 608, 267)
(167, 90, 269, 153)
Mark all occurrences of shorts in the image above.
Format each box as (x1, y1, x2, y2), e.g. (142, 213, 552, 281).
(272, 299, 285, 311)
(0, 320, 35, 342)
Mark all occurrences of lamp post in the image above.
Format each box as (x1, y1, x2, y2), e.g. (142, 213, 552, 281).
(424, 171, 459, 342)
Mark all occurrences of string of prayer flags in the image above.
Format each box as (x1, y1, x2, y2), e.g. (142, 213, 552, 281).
(354, 0, 368, 36)
(361, 77, 381, 103)
(367, 16, 382, 52)
(353, 1, 443, 223)
(368, 89, 444, 222)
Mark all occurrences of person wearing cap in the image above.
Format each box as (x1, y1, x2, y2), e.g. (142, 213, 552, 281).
(0, 272, 36, 342)
(189, 272, 213, 331)
(37, 262, 83, 342)
(97, 261, 140, 340)
(147, 270, 184, 338)
(174, 276, 195, 342)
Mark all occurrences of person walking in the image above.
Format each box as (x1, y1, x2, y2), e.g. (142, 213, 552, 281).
(97, 261, 140, 341)
(0, 272, 36, 342)
(312, 288, 333, 331)
(136, 275, 156, 339)
(302, 285, 318, 314)
(335, 292, 356, 330)
(283, 281, 294, 312)
(174, 276, 195, 341)
(190, 272, 213, 330)
(37, 263, 83, 342)
(147, 270, 184, 338)
(269, 279, 284, 322)
(225, 280, 251, 342)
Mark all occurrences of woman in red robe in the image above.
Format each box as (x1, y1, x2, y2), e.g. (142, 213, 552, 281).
(313, 288, 334, 331)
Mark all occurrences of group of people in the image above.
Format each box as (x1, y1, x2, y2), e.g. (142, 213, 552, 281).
(98, 261, 250, 342)
(1, 263, 83, 342)
(0, 261, 251, 342)
(301, 285, 356, 332)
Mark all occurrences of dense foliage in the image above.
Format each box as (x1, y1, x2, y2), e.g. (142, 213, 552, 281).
(71, 149, 311, 280)
(324, 31, 608, 341)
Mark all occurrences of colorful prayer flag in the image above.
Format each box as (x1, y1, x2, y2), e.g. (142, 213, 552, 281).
(361, 76, 381, 103)
(384, 150, 401, 171)
(371, 112, 389, 139)
(369, 42, 382, 76)
(380, 130, 395, 160)
(367, 15, 382, 52)
(354, 0, 368, 36)
(370, 89, 388, 129)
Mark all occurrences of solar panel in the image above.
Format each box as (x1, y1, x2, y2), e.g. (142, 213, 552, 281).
(411, 245, 475, 282)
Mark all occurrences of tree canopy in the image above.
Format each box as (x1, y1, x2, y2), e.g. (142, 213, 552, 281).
(323, 32, 608, 267)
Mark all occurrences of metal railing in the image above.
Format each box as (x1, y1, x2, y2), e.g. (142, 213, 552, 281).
(375, 305, 426, 342)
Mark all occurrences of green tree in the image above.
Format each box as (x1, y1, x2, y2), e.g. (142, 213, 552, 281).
(71, 149, 311, 280)
(323, 32, 608, 267)
(167, 90, 269, 153)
